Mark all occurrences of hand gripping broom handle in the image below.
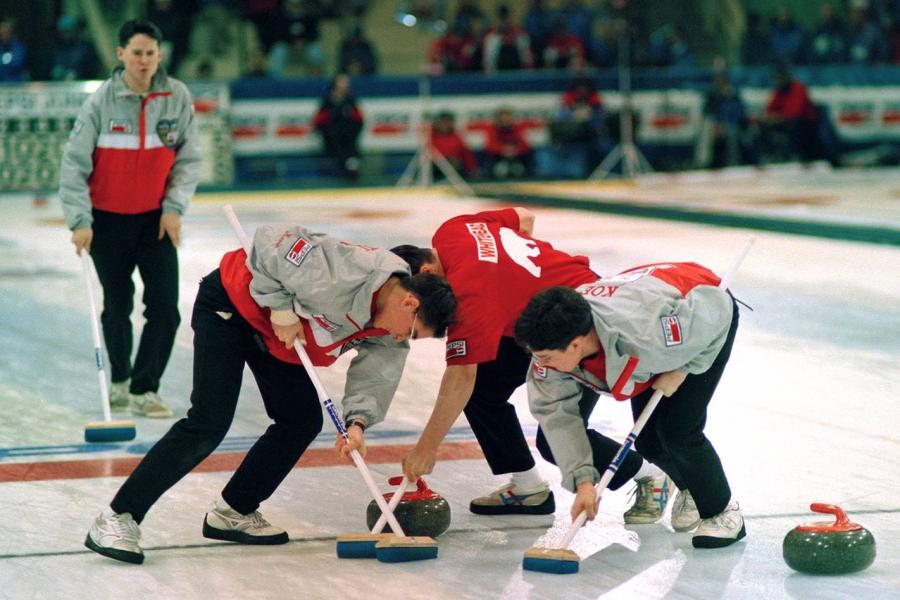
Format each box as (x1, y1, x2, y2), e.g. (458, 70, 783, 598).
(223, 205, 408, 537)
(81, 252, 112, 423)
(554, 237, 755, 551)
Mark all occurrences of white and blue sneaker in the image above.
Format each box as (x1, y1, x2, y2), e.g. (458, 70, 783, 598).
(469, 482, 556, 515)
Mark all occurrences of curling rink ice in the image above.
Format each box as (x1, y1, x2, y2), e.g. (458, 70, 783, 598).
(0, 166, 898, 600)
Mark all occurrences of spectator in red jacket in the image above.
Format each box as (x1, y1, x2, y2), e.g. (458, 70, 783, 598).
(542, 18, 586, 70)
(484, 106, 532, 179)
(430, 110, 479, 178)
(429, 20, 481, 73)
(312, 74, 364, 179)
(763, 65, 820, 162)
(483, 5, 533, 72)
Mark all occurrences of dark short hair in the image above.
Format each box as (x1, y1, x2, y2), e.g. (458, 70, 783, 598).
(391, 245, 436, 275)
(514, 286, 593, 351)
(118, 19, 162, 47)
(399, 274, 457, 337)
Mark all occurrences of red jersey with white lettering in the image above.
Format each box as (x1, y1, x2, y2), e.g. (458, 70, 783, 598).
(433, 208, 597, 365)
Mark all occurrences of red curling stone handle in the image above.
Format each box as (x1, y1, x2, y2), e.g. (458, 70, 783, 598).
(794, 503, 861, 533)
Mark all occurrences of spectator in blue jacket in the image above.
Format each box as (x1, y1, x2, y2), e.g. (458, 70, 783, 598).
(524, 0, 552, 67)
(338, 25, 378, 75)
(808, 3, 848, 64)
(695, 72, 755, 168)
(769, 7, 806, 64)
(0, 17, 28, 82)
(848, 2, 889, 63)
(49, 16, 101, 81)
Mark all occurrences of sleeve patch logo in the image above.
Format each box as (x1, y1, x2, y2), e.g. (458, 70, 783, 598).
(445, 339, 467, 360)
(532, 361, 548, 379)
(285, 237, 312, 266)
(108, 119, 133, 134)
(660, 315, 683, 346)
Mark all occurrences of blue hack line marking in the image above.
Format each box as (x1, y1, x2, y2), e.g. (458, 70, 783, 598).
(0, 425, 500, 460)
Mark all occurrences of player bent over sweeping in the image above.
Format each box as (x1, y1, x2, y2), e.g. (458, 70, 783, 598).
(85, 225, 456, 564)
(515, 262, 746, 549)
(395, 208, 671, 522)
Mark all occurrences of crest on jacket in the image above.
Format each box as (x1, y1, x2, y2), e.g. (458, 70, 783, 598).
(156, 119, 178, 147)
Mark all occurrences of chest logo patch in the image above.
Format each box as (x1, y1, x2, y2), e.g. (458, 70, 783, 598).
(446, 339, 467, 360)
(285, 237, 313, 266)
(312, 314, 340, 333)
(661, 315, 683, 347)
(109, 119, 133, 134)
(156, 119, 178, 146)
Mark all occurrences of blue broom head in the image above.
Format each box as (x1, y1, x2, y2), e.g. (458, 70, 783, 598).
(335, 534, 381, 559)
(84, 421, 136, 443)
(522, 548, 580, 574)
(336, 541, 377, 559)
(375, 536, 439, 563)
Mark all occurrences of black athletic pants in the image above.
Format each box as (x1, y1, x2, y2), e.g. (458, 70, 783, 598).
(631, 299, 740, 519)
(90, 209, 179, 394)
(111, 270, 323, 522)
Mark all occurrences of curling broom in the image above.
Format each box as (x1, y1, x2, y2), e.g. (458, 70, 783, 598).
(81, 252, 136, 443)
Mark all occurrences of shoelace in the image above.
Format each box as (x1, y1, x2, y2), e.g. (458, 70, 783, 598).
(249, 511, 271, 529)
(703, 509, 740, 529)
(143, 392, 162, 405)
(107, 515, 140, 544)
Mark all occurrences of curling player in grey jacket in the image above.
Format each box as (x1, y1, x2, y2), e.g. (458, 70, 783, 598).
(515, 261, 746, 549)
(84, 224, 457, 565)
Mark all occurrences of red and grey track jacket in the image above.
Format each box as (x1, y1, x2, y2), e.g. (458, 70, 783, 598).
(60, 68, 201, 230)
(527, 262, 734, 492)
(219, 225, 413, 428)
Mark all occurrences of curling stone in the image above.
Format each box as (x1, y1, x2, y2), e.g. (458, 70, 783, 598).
(367, 476, 451, 538)
(783, 503, 876, 575)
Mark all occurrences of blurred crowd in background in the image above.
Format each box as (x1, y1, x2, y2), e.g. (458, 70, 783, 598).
(1, 0, 897, 181)
(2, 0, 899, 83)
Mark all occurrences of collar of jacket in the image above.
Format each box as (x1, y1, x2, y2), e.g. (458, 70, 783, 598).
(110, 65, 171, 98)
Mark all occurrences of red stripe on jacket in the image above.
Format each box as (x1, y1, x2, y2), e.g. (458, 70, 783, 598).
(578, 352, 653, 401)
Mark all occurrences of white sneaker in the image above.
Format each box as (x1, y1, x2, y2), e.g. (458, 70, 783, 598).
(130, 391, 173, 418)
(469, 482, 555, 515)
(84, 511, 144, 564)
(109, 380, 131, 411)
(203, 504, 289, 545)
(671, 488, 702, 532)
(692, 501, 746, 548)
(624, 474, 671, 524)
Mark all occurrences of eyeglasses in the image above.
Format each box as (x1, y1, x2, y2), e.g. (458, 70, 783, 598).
(409, 311, 419, 341)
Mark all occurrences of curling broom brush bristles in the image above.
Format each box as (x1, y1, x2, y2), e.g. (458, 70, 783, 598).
(375, 536, 439, 563)
(522, 547, 580, 574)
(335, 533, 394, 558)
(84, 420, 136, 443)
